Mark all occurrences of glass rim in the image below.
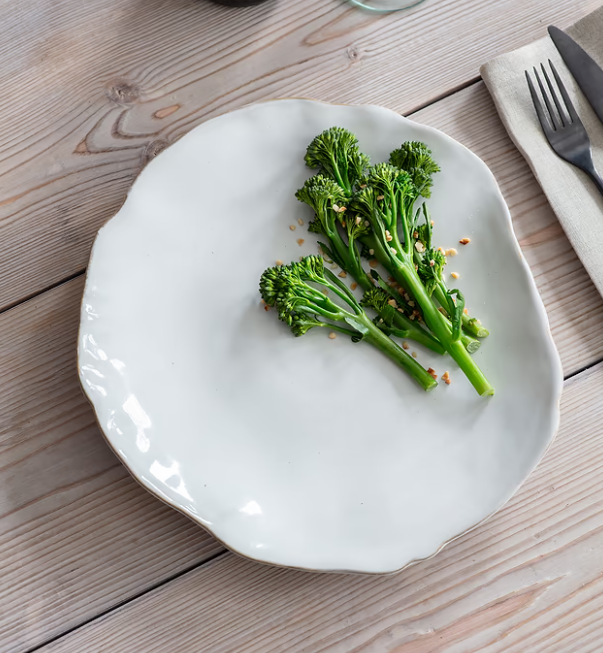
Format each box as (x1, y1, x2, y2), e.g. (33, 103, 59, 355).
(348, 0, 427, 13)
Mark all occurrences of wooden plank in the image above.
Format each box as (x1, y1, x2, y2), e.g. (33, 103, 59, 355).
(0, 0, 598, 310)
(37, 360, 603, 653)
(0, 277, 223, 653)
(2, 80, 603, 653)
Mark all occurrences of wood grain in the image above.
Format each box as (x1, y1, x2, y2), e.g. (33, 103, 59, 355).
(38, 360, 603, 653)
(0, 0, 599, 310)
(0, 277, 223, 653)
(3, 78, 603, 653)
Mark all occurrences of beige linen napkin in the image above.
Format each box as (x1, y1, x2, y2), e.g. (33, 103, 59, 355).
(481, 6, 603, 296)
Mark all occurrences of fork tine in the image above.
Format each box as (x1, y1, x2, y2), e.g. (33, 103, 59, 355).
(548, 59, 580, 123)
(533, 66, 558, 130)
(541, 63, 568, 127)
(526, 70, 554, 136)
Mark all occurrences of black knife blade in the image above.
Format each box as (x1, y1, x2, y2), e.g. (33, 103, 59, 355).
(549, 25, 603, 127)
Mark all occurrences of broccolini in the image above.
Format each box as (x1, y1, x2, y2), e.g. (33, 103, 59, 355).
(259, 255, 438, 391)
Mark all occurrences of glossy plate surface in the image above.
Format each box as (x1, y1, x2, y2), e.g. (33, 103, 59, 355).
(79, 99, 562, 574)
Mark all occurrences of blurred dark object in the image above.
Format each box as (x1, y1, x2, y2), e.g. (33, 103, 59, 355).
(211, 0, 270, 5)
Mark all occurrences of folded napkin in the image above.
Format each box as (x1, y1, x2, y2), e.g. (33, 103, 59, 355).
(481, 6, 603, 297)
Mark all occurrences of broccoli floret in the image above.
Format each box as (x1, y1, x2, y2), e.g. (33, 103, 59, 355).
(417, 248, 446, 296)
(389, 141, 440, 199)
(259, 256, 438, 391)
(304, 127, 370, 196)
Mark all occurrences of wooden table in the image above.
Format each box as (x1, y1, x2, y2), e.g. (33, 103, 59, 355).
(3, 0, 603, 651)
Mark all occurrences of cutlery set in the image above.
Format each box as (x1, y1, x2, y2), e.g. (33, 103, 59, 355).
(526, 26, 603, 196)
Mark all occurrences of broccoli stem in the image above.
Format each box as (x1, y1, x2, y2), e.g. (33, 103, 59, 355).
(355, 275, 445, 355)
(355, 313, 437, 392)
(322, 224, 445, 355)
(389, 261, 493, 396)
(363, 233, 481, 356)
(461, 333, 481, 354)
(307, 275, 438, 392)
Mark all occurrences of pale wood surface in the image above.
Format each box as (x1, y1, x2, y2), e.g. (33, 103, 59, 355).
(3, 78, 603, 653)
(39, 361, 603, 653)
(3, 0, 603, 652)
(0, 0, 599, 311)
(0, 277, 223, 653)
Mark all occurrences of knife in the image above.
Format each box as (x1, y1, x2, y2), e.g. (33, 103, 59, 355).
(548, 25, 603, 127)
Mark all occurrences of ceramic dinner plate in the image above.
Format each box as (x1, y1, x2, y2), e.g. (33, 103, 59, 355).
(78, 99, 562, 574)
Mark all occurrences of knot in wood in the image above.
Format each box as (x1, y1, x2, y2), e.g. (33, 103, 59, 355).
(347, 46, 360, 62)
(105, 79, 140, 105)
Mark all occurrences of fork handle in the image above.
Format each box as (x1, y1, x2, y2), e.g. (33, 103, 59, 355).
(584, 166, 603, 199)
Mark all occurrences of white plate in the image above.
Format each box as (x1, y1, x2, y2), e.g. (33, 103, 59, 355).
(79, 99, 562, 574)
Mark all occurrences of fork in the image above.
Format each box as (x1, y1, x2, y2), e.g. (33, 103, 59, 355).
(525, 60, 603, 197)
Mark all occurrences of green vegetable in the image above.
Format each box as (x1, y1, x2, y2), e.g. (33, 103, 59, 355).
(304, 127, 370, 197)
(260, 255, 438, 392)
(349, 157, 493, 396)
(295, 174, 445, 355)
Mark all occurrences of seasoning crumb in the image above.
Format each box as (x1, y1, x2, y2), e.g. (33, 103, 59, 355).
(355, 216, 362, 225)
(297, 218, 304, 226)
(429, 259, 435, 267)
(338, 270, 347, 278)
(328, 332, 337, 340)
(296, 238, 305, 246)
(390, 247, 397, 255)
(451, 271, 459, 279)
(333, 204, 340, 212)
(402, 341, 409, 350)
(369, 248, 375, 255)
(447, 248, 458, 257)
(413, 231, 419, 238)
(260, 298, 265, 305)
(412, 351, 418, 358)
(463, 307, 469, 314)
(397, 307, 404, 313)
(289, 224, 296, 231)
(330, 263, 338, 269)
(387, 298, 397, 307)
(408, 300, 415, 307)
(415, 241, 425, 253)
(276, 259, 284, 266)
(376, 194, 385, 201)
(321, 288, 329, 295)
(442, 371, 451, 385)
(369, 259, 379, 268)
(431, 220, 435, 226)
(264, 304, 270, 312)
(351, 282, 358, 291)
(427, 367, 438, 380)
(438, 306, 447, 315)
(459, 238, 471, 245)
(385, 229, 393, 242)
